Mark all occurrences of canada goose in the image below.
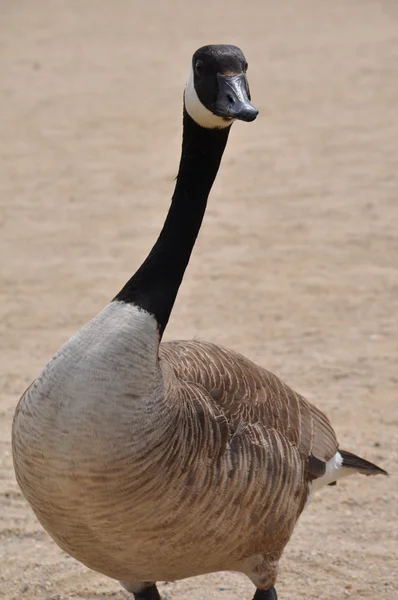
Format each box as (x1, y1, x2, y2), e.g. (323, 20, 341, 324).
(12, 44, 386, 600)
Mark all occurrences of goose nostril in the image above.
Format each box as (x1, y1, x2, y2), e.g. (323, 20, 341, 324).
(226, 93, 234, 104)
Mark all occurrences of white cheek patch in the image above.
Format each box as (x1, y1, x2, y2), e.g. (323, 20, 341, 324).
(184, 67, 233, 129)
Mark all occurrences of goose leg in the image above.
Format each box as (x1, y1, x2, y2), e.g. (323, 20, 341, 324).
(134, 584, 161, 600)
(252, 587, 278, 600)
(120, 582, 161, 600)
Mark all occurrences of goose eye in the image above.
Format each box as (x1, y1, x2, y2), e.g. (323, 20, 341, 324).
(244, 62, 248, 72)
(195, 60, 204, 76)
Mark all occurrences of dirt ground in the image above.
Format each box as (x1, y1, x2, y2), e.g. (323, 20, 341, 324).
(1, 0, 397, 599)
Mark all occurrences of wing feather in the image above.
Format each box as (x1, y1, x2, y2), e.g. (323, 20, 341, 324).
(159, 340, 338, 477)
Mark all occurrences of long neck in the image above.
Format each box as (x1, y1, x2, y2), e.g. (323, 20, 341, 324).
(114, 109, 231, 337)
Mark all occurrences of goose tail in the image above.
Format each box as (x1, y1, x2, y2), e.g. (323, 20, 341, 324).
(340, 449, 388, 477)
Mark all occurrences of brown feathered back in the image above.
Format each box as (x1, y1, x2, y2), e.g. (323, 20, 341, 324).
(160, 339, 338, 468)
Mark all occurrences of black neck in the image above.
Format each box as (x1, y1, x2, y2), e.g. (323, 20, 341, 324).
(114, 109, 231, 337)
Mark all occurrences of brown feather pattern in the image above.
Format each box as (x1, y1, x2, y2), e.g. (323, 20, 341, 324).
(160, 339, 338, 463)
(13, 336, 339, 589)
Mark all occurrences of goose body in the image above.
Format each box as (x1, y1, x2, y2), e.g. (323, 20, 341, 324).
(12, 45, 386, 600)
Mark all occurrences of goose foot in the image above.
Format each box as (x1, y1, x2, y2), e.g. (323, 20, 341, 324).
(134, 583, 160, 600)
(120, 582, 161, 600)
(134, 584, 161, 600)
(252, 587, 278, 600)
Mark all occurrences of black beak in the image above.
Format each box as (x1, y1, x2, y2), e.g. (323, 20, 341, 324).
(213, 73, 259, 122)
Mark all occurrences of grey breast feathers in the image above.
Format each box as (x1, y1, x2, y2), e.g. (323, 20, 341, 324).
(159, 340, 338, 481)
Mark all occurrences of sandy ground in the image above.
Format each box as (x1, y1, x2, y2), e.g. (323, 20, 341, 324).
(1, 1, 397, 598)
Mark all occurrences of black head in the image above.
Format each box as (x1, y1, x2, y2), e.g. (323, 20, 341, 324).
(184, 44, 259, 129)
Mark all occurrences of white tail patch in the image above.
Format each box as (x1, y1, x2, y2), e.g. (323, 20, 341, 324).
(308, 451, 352, 498)
(184, 67, 233, 129)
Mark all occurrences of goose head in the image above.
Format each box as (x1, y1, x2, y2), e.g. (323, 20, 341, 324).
(184, 44, 259, 129)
